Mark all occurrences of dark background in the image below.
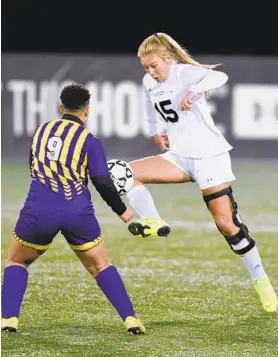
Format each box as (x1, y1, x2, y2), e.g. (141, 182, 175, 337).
(2, 0, 277, 56)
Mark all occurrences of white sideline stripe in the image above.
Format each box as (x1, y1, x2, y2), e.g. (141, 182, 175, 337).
(2, 203, 278, 233)
(98, 217, 278, 233)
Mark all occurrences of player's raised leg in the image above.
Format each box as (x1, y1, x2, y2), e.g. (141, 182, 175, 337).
(127, 154, 192, 238)
(1, 238, 47, 332)
(73, 239, 145, 334)
(203, 182, 278, 312)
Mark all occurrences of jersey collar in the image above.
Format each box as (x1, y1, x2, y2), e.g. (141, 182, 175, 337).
(61, 114, 84, 126)
(165, 60, 178, 82)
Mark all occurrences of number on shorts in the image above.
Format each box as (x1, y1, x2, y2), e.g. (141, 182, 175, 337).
(47, 136, 63, 161)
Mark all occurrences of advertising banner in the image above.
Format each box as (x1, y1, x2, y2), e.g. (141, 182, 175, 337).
(2, 54, 278, 162)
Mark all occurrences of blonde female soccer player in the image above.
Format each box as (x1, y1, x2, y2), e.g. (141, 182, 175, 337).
(126, 32, 277, 313)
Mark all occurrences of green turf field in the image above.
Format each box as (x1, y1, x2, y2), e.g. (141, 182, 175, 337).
(1, 162, 278, 357)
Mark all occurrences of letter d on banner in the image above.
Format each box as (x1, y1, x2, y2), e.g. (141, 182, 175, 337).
(232, 84, 278, 139)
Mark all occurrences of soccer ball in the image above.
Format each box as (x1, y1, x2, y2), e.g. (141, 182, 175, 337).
(107, 159, 135, 196)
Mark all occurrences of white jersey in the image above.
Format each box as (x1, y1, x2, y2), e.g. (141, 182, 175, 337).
(143, 61, 233, 158)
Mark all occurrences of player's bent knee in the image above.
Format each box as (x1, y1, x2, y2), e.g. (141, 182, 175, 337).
(94, 262, 111, 277)
(129, 160, 139, 172)
(129, 162, 143, 183)
(86, 262, 110, 278)
(7, 255, 40, 267)
(6, 261, 29, 269)
(75, 242, 110, 277)
(214, 214, 234, 235)
(8, 239, 45, 267)
(203, 186, 256, 255)
(223, 226, 256, 255)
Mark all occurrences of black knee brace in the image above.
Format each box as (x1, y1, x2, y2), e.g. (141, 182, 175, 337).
(203, 187, 256, 255)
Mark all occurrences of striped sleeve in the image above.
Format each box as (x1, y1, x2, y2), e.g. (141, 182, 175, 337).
(86, 135, 110, 178)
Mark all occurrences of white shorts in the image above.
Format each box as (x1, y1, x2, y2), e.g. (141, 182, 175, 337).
(160, 151, 236, 190)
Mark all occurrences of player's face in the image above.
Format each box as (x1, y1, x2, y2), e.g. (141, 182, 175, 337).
(140, 53, 171, 82)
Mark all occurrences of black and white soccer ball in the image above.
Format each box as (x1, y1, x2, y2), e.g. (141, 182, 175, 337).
(107, 159, 135, 196)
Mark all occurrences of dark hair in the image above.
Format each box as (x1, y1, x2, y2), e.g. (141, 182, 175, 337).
(60, 83, 90, 110)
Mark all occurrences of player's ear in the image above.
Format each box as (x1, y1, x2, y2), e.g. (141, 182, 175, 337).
(59, 104, 64, 115)
(84, 104, 89, 118)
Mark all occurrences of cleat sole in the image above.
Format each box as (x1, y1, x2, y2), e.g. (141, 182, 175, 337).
(158, 225, 171, 237)
(128, 222, 171, 238)
(128, 223, 151, 238)
(2, 326, 17, 332)
(128, 327, 144, 335)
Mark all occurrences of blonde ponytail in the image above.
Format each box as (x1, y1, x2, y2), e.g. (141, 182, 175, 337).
(138, 32, 220, 69)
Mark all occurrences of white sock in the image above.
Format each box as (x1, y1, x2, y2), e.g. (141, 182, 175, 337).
(241, 246, 266, 280)
(126, 185, 161, 219)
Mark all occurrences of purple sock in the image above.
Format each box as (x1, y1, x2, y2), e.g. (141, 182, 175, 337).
(95, 265, 135, 321)
(1, 265, 28, 318)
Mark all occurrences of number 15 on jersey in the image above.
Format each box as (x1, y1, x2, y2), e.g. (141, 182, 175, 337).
(154, 100, 179, 123)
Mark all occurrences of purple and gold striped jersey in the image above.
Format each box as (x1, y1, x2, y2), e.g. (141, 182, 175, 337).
(29, 115, 110, 200)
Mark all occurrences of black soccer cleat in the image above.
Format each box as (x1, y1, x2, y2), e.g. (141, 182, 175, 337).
(128, 218, 171, 238)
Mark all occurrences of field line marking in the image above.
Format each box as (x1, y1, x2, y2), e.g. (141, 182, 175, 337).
(98, 217, 278, 233)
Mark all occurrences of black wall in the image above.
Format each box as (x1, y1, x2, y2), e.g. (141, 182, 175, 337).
(2, 0, 277, 56)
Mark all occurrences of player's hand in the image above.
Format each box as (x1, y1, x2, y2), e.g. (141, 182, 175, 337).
(119, 207, 133, 223)
(179, 91, 196, 111)
(152, 133, 169, 152)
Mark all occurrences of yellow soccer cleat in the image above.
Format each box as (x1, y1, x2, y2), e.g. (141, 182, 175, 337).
(128, 218, 171, 238)
(253, 275, 278, 312)
(1, 317, 19, 332)
(124, 316, 145, 335)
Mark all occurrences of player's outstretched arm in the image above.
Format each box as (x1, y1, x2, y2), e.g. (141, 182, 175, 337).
(180, 65, 228, 94)
(179, 66, 228, 111)
(188, 69, 228, 94)
(86, 135, 133, 223)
